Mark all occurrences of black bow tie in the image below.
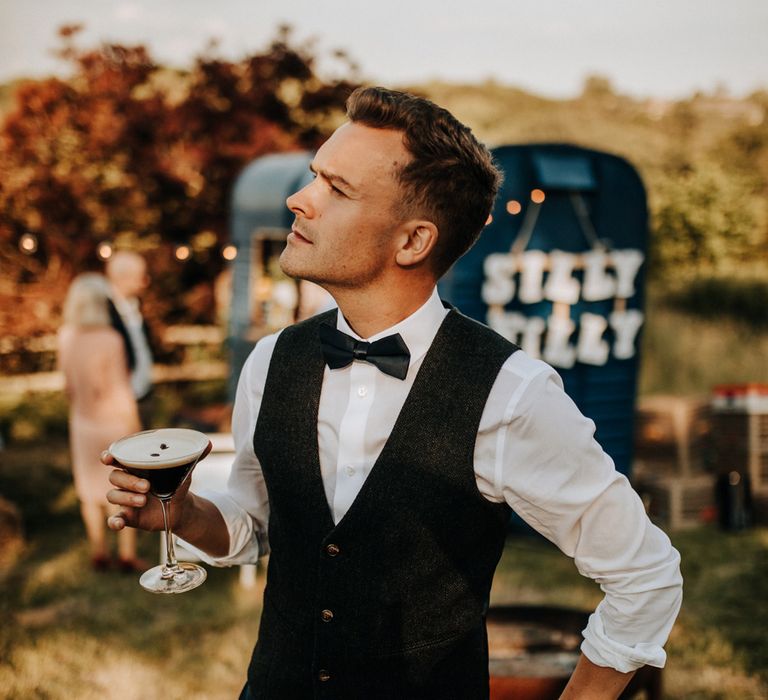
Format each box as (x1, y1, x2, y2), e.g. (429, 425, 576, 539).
(318, 324, 411, 380)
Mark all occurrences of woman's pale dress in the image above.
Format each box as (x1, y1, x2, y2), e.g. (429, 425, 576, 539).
(58, 326, 141, 504)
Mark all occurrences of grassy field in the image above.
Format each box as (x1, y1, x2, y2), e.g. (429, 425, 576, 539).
(638, 294, 768, 397)
(1, 439, 767, 699)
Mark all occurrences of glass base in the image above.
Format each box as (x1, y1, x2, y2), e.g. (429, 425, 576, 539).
(139, 562, 207, 594)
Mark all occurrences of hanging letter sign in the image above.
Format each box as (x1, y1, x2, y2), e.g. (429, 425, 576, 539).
(482, 249, 645, 368)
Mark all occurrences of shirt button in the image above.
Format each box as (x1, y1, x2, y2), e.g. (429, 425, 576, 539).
(325, 543, 340, 557)
(321, 609, 334, 622)
(357, 385, 367, 397)
(318, 669, 331, 682)
(345, 464, 356, 476)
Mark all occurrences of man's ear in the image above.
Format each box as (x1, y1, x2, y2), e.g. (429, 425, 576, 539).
(395, 220, 438, 267)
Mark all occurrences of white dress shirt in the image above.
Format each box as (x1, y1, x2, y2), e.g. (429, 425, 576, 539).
(189, 287, 682, 673)
(112, 295, 153, 400)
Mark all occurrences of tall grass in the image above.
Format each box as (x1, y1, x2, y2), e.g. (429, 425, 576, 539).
(639, 296, 768, 396)
(666, 277, 768, 329)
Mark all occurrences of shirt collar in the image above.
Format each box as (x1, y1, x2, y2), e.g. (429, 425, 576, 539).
(336, 287, 449, 365)
(112, 294, 141, 317)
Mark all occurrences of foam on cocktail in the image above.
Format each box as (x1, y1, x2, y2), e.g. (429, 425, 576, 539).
(109, 428, 209, 469)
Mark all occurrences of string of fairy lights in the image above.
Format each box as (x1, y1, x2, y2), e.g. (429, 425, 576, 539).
(16, 233, 239, 263)
(14, 190, 545, 263)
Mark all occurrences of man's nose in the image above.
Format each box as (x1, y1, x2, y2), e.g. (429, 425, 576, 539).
(286, 183, 315, 219)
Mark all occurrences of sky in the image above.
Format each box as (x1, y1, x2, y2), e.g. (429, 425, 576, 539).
(1, 0, 767, 99)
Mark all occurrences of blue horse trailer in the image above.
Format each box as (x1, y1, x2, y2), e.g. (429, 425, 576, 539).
(227, 143, 648, 478)
(227, 152, 313, 396)
(440, 143, 648, 477)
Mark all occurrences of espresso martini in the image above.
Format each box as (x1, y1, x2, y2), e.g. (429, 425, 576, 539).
(109, 428, 211, 594)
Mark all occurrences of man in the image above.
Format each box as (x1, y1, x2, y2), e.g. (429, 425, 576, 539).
(105, 250, 154, 427)
(106, 87, 682, 699)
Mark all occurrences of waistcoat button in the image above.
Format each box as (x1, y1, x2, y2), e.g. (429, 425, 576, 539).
(326, 543, 340, 557)
(321, 609, 334, 622)
(318, 669, 331, 682)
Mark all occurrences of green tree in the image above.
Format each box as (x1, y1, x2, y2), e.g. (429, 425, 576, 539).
(649, 160, 768, 281)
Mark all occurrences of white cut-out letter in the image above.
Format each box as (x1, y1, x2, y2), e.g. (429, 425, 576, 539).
(518, 250, 547, 304)
(543, 250, 580, 305)
(482, 253, 517, 306)
(611, 249, 644, 299)
(581, 250, 616, 301)
(609, 309, 644, 359)
(486, 309, 545, 359)
(577, 312, 610, 365)
(543, 313, 576, 368)
(520, 316, 546, 359)
(487, 307, 527, 343)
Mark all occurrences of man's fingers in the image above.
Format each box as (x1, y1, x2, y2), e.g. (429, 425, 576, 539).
(107, 487, 148, 509)
(101, 450, 115, 465)
(108, 468, 150, 493)
(107, 513, 125, 530)
(107, 509, 133, 530)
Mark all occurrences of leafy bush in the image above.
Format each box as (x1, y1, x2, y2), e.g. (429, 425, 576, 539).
(0, 393, 69, 445)
(648, 161, 768, 281)
(667, 277, 768, 327)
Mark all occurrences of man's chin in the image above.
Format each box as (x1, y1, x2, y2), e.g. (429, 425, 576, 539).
(279, 260, 318, 285)
(278, 253, 303, 280)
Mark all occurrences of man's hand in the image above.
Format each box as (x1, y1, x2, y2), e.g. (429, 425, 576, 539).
(102, 442, 212, 534)
(559, 654, 635, 699)
(102, 442, 230, 558)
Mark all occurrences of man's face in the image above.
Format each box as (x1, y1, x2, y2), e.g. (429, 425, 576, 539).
(110, 257, 149, 299)
(127, 263, 149, 297)
(280, 122, 412, 291)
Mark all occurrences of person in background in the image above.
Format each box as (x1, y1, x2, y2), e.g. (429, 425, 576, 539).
(106, 87, 682, 699)
(296, 279, 337, 321)
(58, 273, 144, 572)
(105, 250, 154, 427)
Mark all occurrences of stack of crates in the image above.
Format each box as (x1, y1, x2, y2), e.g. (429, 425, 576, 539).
(632, 395, 715, 530)
(710, 384, 768, 526)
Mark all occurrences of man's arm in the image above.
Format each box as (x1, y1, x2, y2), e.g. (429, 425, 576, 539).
(176, 491, 230, 558)
(486, 355, 683, 679)
(107, 333, 279, 564)
(559, 655, 635, 699)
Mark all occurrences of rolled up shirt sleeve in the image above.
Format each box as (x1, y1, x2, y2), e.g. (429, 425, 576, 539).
(179, 333, 279, 567)
(488, 356, 683, 672)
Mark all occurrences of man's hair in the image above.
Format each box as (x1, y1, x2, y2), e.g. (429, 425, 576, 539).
(63, 273, 111, 327)
(346, 86, 502, 278)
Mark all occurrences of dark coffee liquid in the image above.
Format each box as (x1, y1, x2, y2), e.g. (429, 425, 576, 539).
(122, 459, 196, 499)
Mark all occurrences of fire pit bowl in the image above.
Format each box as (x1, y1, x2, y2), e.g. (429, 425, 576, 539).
(487, 605, 662, 700)
(487, 605, 586, 700)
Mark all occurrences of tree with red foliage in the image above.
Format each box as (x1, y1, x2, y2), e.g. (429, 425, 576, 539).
(0, 24, 357, 343)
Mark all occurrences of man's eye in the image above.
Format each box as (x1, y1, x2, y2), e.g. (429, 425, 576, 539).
(330, 184, 345, 196)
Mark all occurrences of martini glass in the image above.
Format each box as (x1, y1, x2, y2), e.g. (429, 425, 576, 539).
(108, 428, 211, 594)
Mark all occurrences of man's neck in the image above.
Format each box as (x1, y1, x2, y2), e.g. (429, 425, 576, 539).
(329, 278, 436, 339)
(109, 286, 129, 303)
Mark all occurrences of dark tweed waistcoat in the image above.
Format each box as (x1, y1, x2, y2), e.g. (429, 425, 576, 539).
(242, 307, 518, 700)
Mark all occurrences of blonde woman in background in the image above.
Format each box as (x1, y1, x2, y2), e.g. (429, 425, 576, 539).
(58, 273, 144, 572)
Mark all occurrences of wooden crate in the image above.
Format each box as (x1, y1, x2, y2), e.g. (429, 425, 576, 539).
(633, 395, 711, 478)
(634, 474, 717, 531)
(710, 385, 768, 491)
(752, 489, 768, 526)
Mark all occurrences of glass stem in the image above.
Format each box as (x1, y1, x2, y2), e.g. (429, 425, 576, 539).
(160, 497, 182, 576)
